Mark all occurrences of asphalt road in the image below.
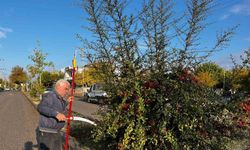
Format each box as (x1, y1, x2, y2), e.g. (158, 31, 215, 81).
(0, 91, 39, 150)
(72, 97, 101, 120)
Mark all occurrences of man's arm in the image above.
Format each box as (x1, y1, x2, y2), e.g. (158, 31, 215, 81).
(37, 93, 58, 117)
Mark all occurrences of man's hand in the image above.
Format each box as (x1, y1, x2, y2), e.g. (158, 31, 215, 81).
(56, 112, 66, 121)
(67, 96, 74, 103)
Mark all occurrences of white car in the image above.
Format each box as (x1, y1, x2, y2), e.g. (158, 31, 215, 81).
(84, 84, 108, 103)
(5, 88, 10, 91)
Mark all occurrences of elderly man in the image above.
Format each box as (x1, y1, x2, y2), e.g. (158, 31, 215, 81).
(36, 79, 73, 150)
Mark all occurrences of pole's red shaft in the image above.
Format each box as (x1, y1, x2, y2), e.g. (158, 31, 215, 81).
(64, 67, 75, 150)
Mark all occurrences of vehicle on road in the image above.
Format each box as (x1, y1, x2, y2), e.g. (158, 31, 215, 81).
(4, 88, 10, 91)
(84, 83, 108, 103)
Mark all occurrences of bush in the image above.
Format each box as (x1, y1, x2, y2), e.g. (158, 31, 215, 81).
(93, 70, 238, 149)
(80, 0, 239, 149)
(29, 82, 45, 98)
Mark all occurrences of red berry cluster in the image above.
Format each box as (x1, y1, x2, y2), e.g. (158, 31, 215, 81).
(238, 98, 250, 127)
(143, 80, 159, 89)
(122, 103, 130, 111)
(178, 69, 198, 83)
(240, 99, 250, 113)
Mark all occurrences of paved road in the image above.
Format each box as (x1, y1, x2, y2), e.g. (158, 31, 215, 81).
(72, 97, 101, 120)
(0, 91, 39, 150)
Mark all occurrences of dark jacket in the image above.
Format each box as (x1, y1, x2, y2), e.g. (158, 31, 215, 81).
(37, 91, 68, 132)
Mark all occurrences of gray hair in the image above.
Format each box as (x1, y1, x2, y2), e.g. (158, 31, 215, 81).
(55, 79, 70, 89)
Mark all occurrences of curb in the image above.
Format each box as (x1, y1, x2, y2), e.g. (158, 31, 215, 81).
(21, 91, 39, 109)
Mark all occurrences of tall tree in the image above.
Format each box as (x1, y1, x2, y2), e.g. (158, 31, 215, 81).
(27, 42, 54, 85)
(9, 66, 28, 85)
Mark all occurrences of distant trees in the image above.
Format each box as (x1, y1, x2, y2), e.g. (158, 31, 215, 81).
(195, 51, 250, 93)
(0, 78, 4, 88)
(75, 63, 105, 87)
(195, 62, 224, 88)
(230, 68, 249, 92)
(9, 66, 28, 85)
(196, 71, 217, 87)
(74, 72, 84, 87)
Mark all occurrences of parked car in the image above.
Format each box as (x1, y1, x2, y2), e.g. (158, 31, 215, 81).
(4, 88, 10, 91)
(84, 83, 108, 103)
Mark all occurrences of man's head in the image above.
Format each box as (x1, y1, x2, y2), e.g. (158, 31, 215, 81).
(54, 79, 70, 98)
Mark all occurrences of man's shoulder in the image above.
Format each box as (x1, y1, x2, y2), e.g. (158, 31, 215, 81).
(42, 91, 57, 99)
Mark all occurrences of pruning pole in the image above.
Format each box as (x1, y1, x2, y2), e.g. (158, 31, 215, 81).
(64, 54, 77, 150)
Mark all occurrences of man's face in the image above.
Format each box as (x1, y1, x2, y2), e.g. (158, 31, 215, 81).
(57, 83, 70, 98)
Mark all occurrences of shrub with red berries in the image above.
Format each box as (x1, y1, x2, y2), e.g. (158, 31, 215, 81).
(93, 68, 242, 150)
(82, 0, 242, 149)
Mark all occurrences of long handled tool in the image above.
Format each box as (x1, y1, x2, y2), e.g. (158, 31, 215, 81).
(64, 54, 77, 150)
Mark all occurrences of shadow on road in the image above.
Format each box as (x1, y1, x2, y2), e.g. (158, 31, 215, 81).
(23, 136, 81, 150)
(23, 141, 38, 150)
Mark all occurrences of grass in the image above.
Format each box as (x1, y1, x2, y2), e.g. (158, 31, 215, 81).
(70, 111, 106, 150)
(70, 122, 104, 150)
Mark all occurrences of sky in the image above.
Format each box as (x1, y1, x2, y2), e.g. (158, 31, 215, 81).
(0, 0, 250, 79)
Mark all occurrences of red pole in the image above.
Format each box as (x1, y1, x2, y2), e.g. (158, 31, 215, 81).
(64, 60, 76, 150)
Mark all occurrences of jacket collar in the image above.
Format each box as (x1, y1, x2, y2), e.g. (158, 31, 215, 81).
(54, 90, 64, 101)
